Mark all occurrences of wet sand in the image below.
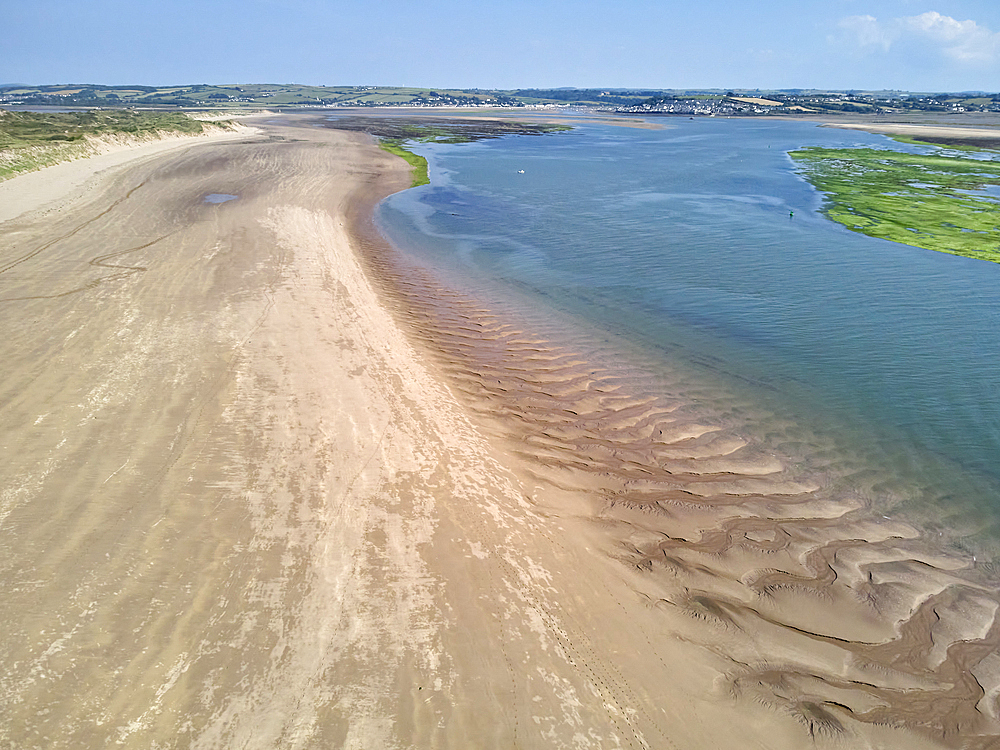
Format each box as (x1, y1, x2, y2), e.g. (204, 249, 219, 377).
(1, 113, 998, 748)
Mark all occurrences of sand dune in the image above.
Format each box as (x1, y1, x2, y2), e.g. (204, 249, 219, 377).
(0, 113, 996, 748)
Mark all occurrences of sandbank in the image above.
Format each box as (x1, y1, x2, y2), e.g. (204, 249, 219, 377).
(0, 113, 995, 749)
(826, 120, 1000, 148)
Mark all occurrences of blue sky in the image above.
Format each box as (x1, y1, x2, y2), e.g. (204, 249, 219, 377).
(4, 0, 1000, 91)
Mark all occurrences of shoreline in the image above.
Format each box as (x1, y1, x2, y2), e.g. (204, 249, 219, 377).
(822, 120, 1000, 148)
(352, 117, 1000, 746)
(1, 114, 997, 747)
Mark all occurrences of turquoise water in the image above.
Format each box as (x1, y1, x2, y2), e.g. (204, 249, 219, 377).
(377, 117, 1000, 547)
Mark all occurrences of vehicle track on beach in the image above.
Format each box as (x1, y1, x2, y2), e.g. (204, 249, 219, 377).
(0, 229, 181, 302)
(0, 182, 148, 276)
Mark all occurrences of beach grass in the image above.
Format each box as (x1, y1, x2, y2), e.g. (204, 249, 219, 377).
(0, 110, 227, 181)
(790, 146, 1000, 264)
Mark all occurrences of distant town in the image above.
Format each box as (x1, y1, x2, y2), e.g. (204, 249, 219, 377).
(3, 83, 1000, 116)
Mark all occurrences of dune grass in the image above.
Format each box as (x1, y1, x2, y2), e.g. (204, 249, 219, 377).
(0, 110, 225, 181)
(791, 146, 1000, 264)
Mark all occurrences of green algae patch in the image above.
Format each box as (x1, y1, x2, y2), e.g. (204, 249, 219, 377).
(378, 138, 429, 188)
(366, 120, 569, 190)
(790, 146, 1000, 264)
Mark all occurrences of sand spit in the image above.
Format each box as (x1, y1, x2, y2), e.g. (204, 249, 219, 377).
(0, 113, 996, 749)
(827, 121, 1000, 148)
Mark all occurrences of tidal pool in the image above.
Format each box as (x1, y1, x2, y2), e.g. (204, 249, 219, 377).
(204, 193, 238, 204)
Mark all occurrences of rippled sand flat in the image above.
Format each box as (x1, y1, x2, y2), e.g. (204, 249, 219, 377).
(1, 114, 997, 749)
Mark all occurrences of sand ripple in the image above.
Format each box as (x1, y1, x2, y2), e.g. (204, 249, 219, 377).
(358, 221, 1000, 747)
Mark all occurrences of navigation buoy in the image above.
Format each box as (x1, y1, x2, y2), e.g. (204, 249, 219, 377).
(789, 210, 794, 218)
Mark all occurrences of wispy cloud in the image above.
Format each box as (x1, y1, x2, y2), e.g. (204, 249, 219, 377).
(834, 10, 1000, 64)
(902, 11, 1000, 63)
(836, 15, 897, 52)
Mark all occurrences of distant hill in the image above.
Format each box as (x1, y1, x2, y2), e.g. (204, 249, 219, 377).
(0, 84, 665, 109)
(2, 84, 999, 116)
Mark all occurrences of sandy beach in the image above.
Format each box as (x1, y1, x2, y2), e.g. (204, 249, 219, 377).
(1, 113, 997, 749)
(825, 120, 1000, 148)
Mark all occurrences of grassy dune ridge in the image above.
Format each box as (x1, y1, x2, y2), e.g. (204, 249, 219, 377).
(0, 110, 235, 181)
(791, 145, 1000, 264)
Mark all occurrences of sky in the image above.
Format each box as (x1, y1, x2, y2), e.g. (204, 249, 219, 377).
(3, 0, 1000, 92)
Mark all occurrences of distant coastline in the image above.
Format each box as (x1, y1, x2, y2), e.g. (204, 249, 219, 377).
(5, 82, 1000, 118)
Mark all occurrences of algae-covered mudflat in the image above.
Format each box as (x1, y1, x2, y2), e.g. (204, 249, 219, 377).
(329, 115, 571, 189)
(790, 145, 1000, 264)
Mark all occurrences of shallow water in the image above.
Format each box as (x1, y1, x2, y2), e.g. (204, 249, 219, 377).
(377, 117, 1000, 553)
(204, 192, 238, 203)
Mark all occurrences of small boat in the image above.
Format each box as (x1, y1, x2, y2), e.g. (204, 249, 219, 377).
(517, 169, 525, 174)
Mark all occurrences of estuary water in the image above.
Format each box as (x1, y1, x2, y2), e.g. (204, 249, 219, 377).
(376, 117, 1000, 552)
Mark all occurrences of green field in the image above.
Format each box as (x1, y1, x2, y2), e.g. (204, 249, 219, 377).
(0, 110, 227, 180)
(790, 146, 1000, 264)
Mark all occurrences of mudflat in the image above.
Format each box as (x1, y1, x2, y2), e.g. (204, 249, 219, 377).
(1, 114, 996, 749)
